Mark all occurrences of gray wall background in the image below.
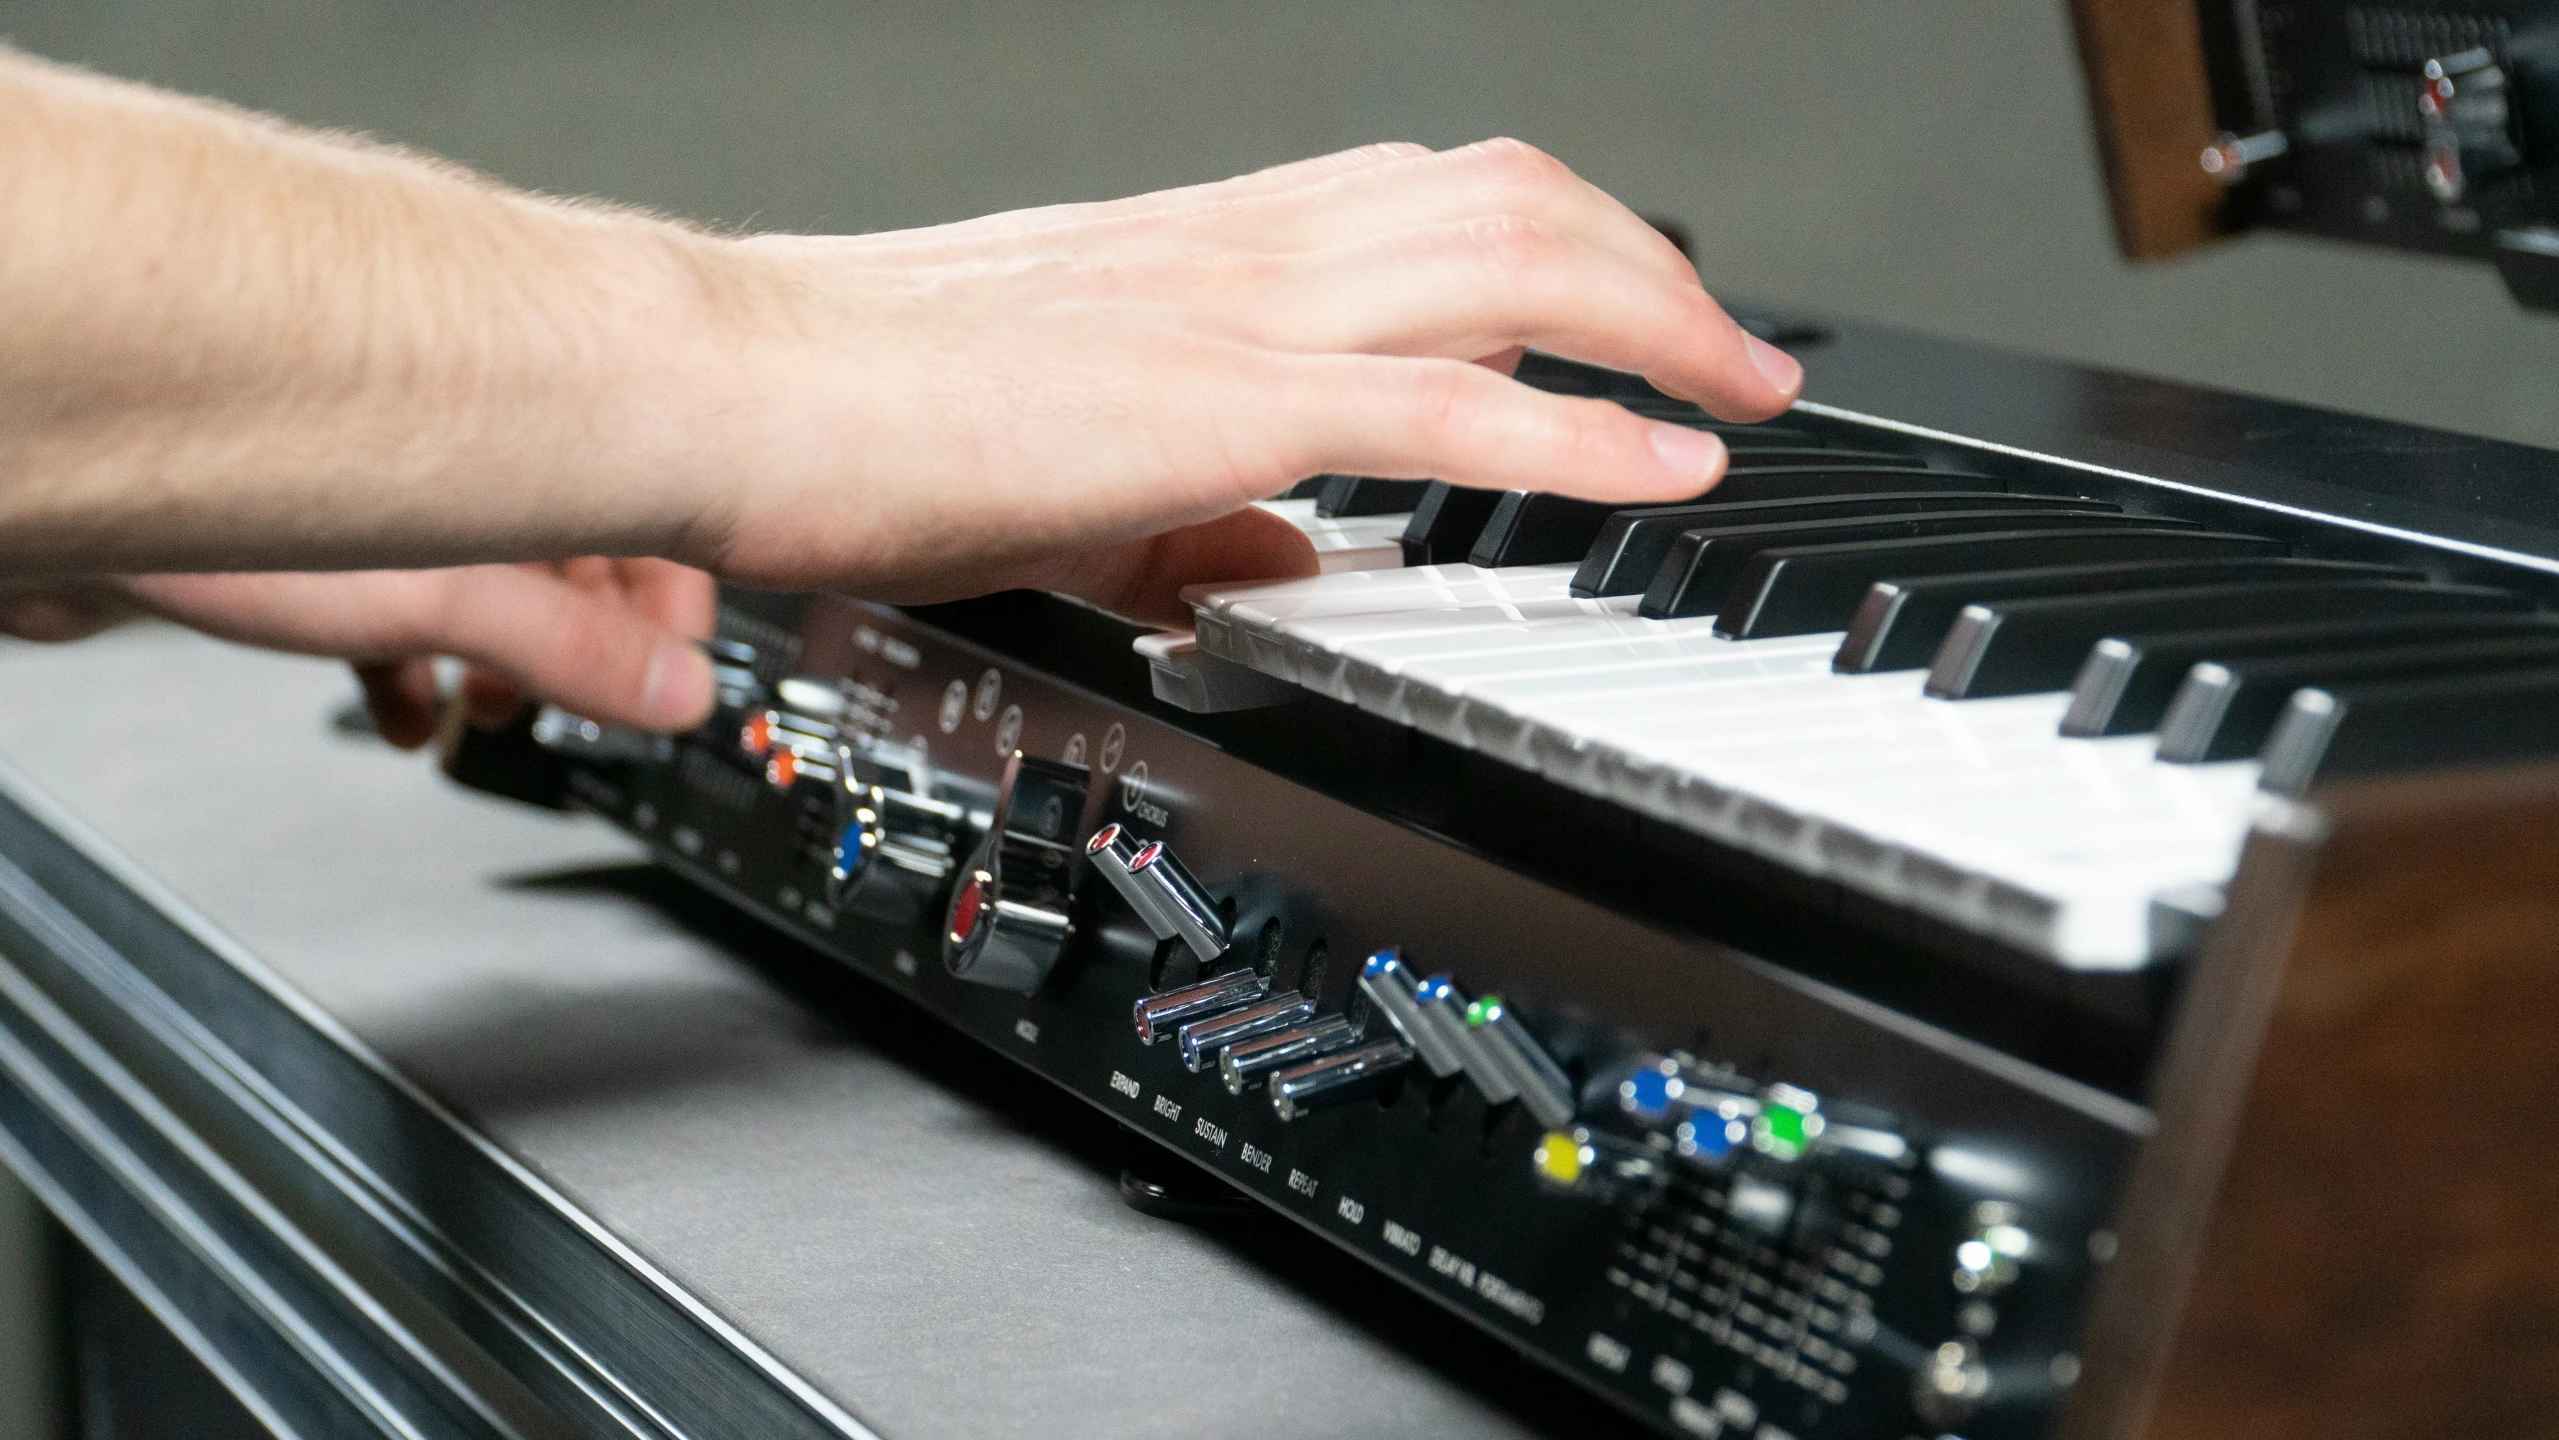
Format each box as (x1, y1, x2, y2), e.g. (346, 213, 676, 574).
(0, 0, 2552, 1426)
(7, 0, 2559, 446)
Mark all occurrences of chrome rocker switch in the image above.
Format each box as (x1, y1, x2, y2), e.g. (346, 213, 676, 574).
(1269, 1038, 1415, 1121)
(1085, 823, 1230, 963)
(942, 750, 1091, 992)
(828, 734, 969, 924)
(1219, 1016, 1358, 1095)
(1177, 991, 1316, 1072)
(1132, 969, 1269, 1045)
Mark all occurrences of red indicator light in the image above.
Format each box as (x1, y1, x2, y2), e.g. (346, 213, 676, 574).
(950, 875, 986, 943)
(741, 714, 771, 756)
(766, 751, 797, 788)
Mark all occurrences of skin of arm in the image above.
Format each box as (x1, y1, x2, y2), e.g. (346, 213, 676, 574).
(0, 49, 1803, 741)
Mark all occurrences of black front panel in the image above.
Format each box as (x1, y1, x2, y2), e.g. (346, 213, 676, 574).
(557, 596, 2145, 1440)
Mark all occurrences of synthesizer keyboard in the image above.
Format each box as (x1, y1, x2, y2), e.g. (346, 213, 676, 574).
(451, 320, 2559, 1440)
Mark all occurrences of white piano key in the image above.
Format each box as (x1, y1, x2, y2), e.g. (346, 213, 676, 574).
(1186, 563, 1561, 629)
(1279, 597, 1637, 702)
(1252, 499, 1412, 573)
(1219, 569, 1585, 685)
(1203, 563, 2269, 969)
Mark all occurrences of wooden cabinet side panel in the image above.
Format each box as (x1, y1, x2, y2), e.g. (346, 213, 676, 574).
(2067, 0, 2233, 259)
(2144, 771, 2559, 1439)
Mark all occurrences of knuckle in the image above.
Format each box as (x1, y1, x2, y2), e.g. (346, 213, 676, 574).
(1469, 136, 1572, 196)
(1554, 396, 1640, 472)
(1407, 362, 1492, 449)
(1456, 212, 1559, 281)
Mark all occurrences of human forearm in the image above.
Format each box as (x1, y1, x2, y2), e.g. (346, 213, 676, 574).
(3, 49, 1806, 619)
(0, 50, 723, 575)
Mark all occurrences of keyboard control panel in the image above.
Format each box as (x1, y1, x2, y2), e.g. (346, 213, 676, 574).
(533, 592, 2144, 1440)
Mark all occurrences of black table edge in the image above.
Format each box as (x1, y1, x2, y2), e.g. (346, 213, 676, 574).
(0, 760, 881, 1440)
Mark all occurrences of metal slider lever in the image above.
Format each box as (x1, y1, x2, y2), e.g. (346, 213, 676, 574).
(1464, 995, 1578, 1130)
(1357, 951, 1466, 1079)
(1177, 991, 1315, 1072)
(1085, 824, 1230, 962)
(529, 705, 673, 764)
(1269, 1039, 1415, 1121)
(1220, 1016, 1358, 1095)
(1413, 974, 1518, 1105)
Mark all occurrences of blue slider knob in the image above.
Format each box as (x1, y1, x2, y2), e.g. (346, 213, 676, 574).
(1675, 1106, 1755, 1169)
(1618, 1055, 1688, 1124)
(1358, 951, 1466, 1079)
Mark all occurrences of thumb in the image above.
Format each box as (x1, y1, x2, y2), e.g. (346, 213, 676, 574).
(1033, 506, 1321, 628)
(437, 567, 716, 731)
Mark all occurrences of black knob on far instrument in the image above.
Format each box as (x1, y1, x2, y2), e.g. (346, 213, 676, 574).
(2415, 47, 2520, 204)
(942, 751, 1091, 992)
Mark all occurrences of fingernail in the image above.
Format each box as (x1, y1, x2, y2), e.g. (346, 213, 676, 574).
(1747, 334, 1804, 397)
(1648, 423, 1727, 489)
(641, 639, 715, 728)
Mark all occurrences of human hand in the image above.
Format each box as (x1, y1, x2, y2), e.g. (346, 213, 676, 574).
(7, 61, 1801, 629)
(0, 561, 716, 749)
(639, 140, 1803, 623)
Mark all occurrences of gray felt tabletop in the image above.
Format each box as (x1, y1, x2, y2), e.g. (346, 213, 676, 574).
(0, 624, 1560, 1440)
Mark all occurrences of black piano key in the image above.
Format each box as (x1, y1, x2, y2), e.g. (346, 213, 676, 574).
(1715, 527, 2279, 640)
(1469, 492, 1645, 567)
(1282, 476, 1333, 500)
(1725, 447, 1931, 471)
(1837, 558, 2415, 675)
(1313, 475, 1432, 518)
(1570, 472, 2019, 596)
(2259, 667, 2559, 796)
(1481, 485, 2057, 572)
(1662, 421, 1821, 449)
(1512, 353, 1844, 444)
(1926, 581, 2527, 700)
(2058, 610, 2546, 737)
(1637, 507, 2134, 621)
(1399, 483, 1508, 566)
(1513, 351, 1646, 396)
(1610, 396, 1819, 448)
(2153, 629, 2559, 762)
